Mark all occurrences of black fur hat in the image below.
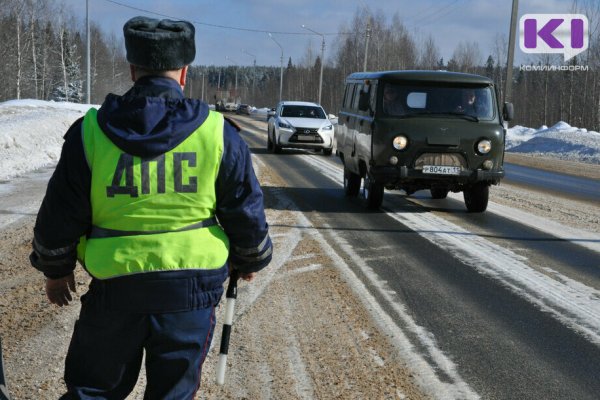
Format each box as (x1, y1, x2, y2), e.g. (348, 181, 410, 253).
(123, 16, 195, 70)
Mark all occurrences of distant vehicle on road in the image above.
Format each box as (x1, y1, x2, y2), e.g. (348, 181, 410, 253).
(224, 102, 238, 112)
(266, 107, 276, 122)
(267, 101, 335, 156)
(336, 70, 513, 211)
(236, 104, 252, 115)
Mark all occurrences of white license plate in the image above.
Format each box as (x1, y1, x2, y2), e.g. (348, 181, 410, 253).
(422, 165, 462, 175)
(297, 135, 315, 141)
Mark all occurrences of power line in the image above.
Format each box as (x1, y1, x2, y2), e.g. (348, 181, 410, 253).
(103, 0, 346, 36)
(408, 0, 463, 27)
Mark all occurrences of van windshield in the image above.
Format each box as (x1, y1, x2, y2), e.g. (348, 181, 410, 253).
(281, 105, 326, 119)
(381, 83, 495, 120)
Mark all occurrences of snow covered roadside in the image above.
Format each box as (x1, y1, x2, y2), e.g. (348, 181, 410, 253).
(507, 122, 600, 164)
(0, 100, 96, 181)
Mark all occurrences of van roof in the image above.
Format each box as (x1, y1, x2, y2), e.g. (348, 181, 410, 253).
(346, 70, 493, 85)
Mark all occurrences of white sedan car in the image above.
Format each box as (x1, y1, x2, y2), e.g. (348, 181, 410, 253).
(267, 101, 335, 156)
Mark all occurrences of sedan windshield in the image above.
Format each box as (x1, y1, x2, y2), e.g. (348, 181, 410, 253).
(281, 105, 326, 119)
(381, 83, 495, 120)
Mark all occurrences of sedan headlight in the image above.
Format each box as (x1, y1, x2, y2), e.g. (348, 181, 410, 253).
(278, 120, 292, 129)
(392, 135, 408, 150)
(477, 139, 492, 154)
(321, 124, 333, 131)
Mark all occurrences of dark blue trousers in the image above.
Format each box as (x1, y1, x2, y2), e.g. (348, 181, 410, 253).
(60, 288, 216, 400)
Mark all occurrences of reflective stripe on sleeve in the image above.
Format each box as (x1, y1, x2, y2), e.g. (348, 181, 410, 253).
(33, 237, 77, 257)
(231, 233, 270, 256)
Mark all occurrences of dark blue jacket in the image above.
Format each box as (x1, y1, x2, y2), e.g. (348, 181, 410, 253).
(30, 76, 272, 310)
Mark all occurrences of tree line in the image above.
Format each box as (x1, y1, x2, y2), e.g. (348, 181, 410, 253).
(1, 0, 599, 131)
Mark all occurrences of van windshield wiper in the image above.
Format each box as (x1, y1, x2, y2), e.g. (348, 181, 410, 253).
(435, 112, 479, 122)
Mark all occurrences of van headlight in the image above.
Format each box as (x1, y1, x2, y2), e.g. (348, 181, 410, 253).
(392, 135, 408, 150)
(477, 139, 492, 154)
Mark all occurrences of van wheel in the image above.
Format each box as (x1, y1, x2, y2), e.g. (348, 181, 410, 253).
(463, 183, 489, 212)
(343, 166, 361, 197)
(430, 187, 449, 199)
(323, 148, 333, 156)
(362, 174, 384, 209)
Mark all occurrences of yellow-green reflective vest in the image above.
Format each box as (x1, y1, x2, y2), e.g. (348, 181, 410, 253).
(77, 108, 229, 279)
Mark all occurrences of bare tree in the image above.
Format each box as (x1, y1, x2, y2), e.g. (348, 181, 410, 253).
(419, 35, 440, 70)
(493, 33, 507, 102)
(451, 41, 482, 73)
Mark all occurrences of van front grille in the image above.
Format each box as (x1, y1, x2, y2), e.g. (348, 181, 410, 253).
(414, 153, 467, 169)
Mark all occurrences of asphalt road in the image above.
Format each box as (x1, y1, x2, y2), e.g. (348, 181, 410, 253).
(235, 114, 600, 400)
(504, 163, 600, 202)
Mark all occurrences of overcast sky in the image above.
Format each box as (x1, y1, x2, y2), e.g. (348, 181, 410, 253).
(61, 0, 581, 68)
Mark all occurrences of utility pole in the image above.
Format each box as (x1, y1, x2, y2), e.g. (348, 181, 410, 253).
(269, 33, 284, 104)
(363, 17, 371, 72)
(301, 25, 325, 105)
(242, 49, 257, 103)
(201, 73, 205, 102)
(86, 0, 91, 103)
(226, 56, 239, 100)
(504, 0, 519, 104)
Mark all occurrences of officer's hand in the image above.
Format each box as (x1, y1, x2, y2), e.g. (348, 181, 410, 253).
(46, 273, 76, 307)
(238, 272, 257, 282)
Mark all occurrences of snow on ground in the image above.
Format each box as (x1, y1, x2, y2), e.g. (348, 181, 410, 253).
(0, 99, 97, 181)
(1, 99, 599, 182)
(506, 122, 600, 164)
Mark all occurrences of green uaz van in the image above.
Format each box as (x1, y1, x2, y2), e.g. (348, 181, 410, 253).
(335, 70, 514, 212)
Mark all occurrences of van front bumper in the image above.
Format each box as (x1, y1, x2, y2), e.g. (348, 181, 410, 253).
(370, 165, 505, 184)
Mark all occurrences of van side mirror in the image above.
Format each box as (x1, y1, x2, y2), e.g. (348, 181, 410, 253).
(358, 90, 370, 111)
(503, 102, 514, 121)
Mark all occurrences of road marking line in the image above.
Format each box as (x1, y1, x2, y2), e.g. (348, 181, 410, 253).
(284, 264, 323, 277)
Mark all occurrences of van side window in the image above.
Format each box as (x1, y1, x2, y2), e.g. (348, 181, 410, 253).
(351, 84, 363, 111)
(342, 85, 350, 109)
(344, 84, 355, 109)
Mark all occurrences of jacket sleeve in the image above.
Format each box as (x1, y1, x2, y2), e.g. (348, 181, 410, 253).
(30, 118, 92, 279)
(216, 120, 272, 273)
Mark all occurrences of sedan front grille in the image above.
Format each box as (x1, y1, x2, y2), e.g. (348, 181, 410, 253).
(290, 127, 323, 143)
(295, 127, 319, 134)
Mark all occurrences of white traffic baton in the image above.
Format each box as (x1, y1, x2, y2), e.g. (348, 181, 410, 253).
(216, 270, 239, 385)
(0, 337, 11, 400)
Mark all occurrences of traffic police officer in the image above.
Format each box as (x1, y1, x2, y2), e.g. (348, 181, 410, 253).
(30, 16, 272, 399)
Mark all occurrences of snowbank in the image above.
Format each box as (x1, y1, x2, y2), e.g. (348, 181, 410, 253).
(507, 121, 600, 164)
(0, 99, 97, 181)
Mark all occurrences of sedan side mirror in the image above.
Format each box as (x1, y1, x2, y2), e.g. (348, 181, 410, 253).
(503, 102, 514, 121)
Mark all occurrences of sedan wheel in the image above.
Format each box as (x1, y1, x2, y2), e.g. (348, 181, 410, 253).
(267, 131, 273, 151)
(271, 132, 282, 154)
